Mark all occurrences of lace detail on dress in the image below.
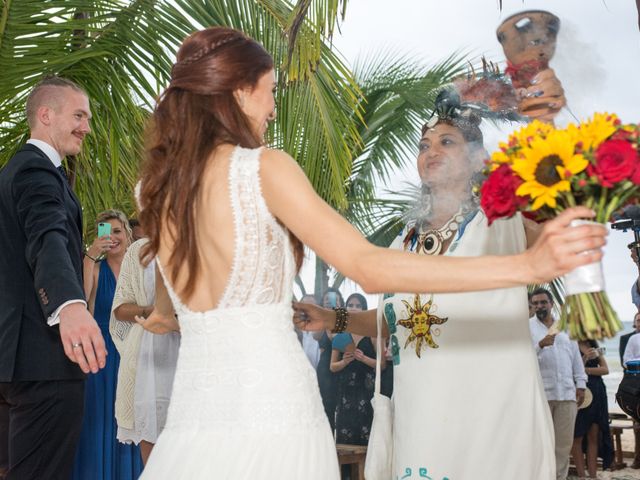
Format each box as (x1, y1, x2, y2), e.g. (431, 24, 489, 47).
(217, 146, 293, 309)
(155, 146, 294, 316)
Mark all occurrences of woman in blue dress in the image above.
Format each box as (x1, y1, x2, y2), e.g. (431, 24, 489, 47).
(73, 210, 143, 479)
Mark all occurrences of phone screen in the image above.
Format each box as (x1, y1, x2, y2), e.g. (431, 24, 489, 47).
(332, 333, 353, 352)
(326, 292, 337, 308)
(97, 222, 112, 238)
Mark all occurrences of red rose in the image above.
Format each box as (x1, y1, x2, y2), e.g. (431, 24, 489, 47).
(480, 164, 527, 224)
(632, 155, 640, 185)
(611, 129, 632, 142)
(587, 139, 638, 187)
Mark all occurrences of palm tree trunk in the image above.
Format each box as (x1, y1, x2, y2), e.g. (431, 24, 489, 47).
(314, 256, 330, 298)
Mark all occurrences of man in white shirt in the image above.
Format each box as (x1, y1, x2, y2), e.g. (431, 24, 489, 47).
(529, 287, 587, 480)
(624, 330, 640, 367)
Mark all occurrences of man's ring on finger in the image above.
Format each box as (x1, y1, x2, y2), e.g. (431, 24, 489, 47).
(72, 342, 82, 348)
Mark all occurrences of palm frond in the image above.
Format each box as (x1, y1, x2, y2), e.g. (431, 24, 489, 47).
(342, 52, 465, 234)
(1, 0, 362, 235)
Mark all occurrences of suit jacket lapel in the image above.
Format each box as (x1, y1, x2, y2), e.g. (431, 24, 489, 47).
(20, 144, 84, 236)
(65, 182, 83, 231)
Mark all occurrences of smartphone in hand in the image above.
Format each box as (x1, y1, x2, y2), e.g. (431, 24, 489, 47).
(98, 222, 112, 238)
(332, 333, 354, 352)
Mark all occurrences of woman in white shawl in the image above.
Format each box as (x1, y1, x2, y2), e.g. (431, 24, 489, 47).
(110, 238, 180, 464)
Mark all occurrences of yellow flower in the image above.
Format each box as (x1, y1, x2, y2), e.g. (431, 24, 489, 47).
(512, 120, 554, 148)
(512, 129, 588, 210)
(573, 112, 618, 151)
(489, 149, 513, 170)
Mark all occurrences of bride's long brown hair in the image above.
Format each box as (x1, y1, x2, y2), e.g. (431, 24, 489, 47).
(139, 27, 302, 299)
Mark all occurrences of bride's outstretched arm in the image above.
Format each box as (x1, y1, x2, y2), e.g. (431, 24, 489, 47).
(260, 149, 607, 295)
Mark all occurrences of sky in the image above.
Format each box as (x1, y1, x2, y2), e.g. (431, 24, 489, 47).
(297, 0, 640, 325)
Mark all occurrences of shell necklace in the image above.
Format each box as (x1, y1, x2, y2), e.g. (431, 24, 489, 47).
(416, 209, 466, 255)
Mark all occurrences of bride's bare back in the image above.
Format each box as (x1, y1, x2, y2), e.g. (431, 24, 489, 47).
(157, 144, 237, 311)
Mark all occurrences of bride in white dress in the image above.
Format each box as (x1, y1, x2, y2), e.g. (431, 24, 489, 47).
(134, 26, 606, 479)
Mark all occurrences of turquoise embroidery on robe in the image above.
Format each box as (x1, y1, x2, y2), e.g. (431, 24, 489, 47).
(397, 466, 449, 479)
(384, 301, 400, 365)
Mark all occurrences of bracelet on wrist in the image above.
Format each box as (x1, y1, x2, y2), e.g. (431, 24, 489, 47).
(84, 251, 99, 263)
(331, 307, 349, 334)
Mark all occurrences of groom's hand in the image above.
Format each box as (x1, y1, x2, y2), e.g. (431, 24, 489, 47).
(59, 303, 107, 374)
(292, 302, 333, 332)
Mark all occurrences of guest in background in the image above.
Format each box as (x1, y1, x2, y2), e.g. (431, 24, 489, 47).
(630, 242, 640, 309)
(316, 288, 344, 433)
(624, 331, 640, 367)
(73, 210, 142, 479)
(345, 293, 367, 312)
(299, 294, 321, 368)
(323, 288, 344, 310)
(129, 218, 145, 242)
(528, 291, 535, 319)
(620, 311, 640, 367)
(331, 293, 377, 445)
(621, 256, 640, 468)
(529, 287, 587, 480)
(619, 332, 640, 428)
(571, 340, 613, 478)
(111, 238, 180, 464)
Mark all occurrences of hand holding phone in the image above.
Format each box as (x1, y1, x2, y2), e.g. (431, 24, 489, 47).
(86, 222, 113, 260)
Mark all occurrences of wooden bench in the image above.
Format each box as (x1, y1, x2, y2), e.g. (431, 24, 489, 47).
(336, 443, 367, 480)
(609, 412, 639, 470)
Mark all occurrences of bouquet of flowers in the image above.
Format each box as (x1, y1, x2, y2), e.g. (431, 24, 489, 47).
(480, 113, 640, 339)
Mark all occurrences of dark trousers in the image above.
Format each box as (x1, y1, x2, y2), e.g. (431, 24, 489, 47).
(0, 380, 84, 480)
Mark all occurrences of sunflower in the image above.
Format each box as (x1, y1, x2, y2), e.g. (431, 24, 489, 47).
(569, 112, 618, 152)
(512, 120, 554, 148)
(512, 129, 588, 210)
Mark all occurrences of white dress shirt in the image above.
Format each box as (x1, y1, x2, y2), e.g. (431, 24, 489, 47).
(624, 333, 640, 366)
(529, 317, 587, 401)
(301, 331, 320, 369)
(26, 139, 86, 326)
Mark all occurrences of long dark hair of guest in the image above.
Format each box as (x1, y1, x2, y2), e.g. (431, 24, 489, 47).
(139, 26, 303, 299)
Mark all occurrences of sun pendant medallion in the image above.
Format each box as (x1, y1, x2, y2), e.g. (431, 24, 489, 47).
(397, 294, 448, 358)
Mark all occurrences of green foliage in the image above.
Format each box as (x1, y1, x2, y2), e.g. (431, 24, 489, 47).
(313, 52, 466, 293)
(0, 0, 360, 238)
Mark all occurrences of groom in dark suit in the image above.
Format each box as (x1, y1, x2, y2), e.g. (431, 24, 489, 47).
(0, 76, 107, 480)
